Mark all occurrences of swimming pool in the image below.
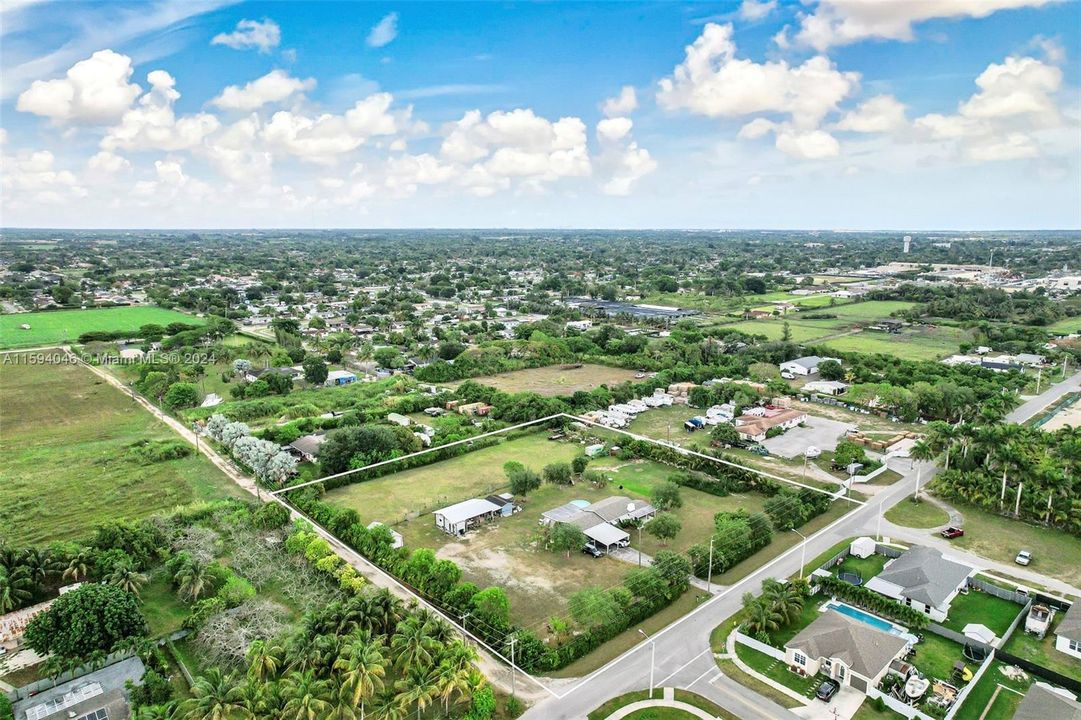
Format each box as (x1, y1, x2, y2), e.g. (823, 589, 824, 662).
(822, 600, 919, 644)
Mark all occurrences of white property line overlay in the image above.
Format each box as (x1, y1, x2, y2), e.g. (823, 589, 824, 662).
(270, 409, 867, 701)
(272, 411, 862, 504)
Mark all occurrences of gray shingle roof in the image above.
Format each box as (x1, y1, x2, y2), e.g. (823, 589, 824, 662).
(786, 610, 909, 679)
(1013, 684, 1081, 720)
(1058, 602, 1081, 643)
(871, 546, 972, 608)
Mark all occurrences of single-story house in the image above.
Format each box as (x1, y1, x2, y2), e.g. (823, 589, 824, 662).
(785, 610, 910, 694)
(733, 408, 808, 443)
(246, 366, 301, 383)
(366, 521, 404, 549)
(802, 380, 849, 396)
(117, 344, 144, 360)
(326, 369, 358, 386)
(864, 546, 975, 622)
(434, 498, 503, 536)
(1055, 601, 1081, 660)
(288, 433, 326, 463)
(1012, 683, 1081, 720)
(540, 496, 653, 554)
(13, 655, 145, 720)
(780, 356, 840, 377)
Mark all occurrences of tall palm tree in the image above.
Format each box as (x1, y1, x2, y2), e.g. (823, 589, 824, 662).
(175, 558, 211, 602)
(20, 547, 55, 586)
(63, 548, 95, 583)
(0, 565, 33, 613)
(247, 639, 284, 682)
(390, 616, 437, 673)
(370, 690, 407, 720)
(335, 638, 387, 720)
(106, 559, 148, 598)
(176, 669, 249, 720)
(394, 667, 438, 720)
(281, 670, 333, 720)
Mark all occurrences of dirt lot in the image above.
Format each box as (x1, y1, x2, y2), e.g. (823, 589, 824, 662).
(447, 363, 640, 396)
(1041, 400, 1081, 431)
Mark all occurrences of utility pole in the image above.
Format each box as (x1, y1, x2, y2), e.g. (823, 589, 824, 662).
(876, 499, 884, 542)
(1015, 482, 1023, 517)
(638, 629, 656, 699)
(792, 528, 807, 580)
(1035, 367, 1042, 395)
(509, 636, 517, 701)
(706, 535, 715, 593)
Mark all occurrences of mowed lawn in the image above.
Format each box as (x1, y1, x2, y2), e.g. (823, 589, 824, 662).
(822, 324, 967, 360)
(447, 363, 640, 397)
(0, 353, 247, 544)
(0, 306, 200, 349)
(324, 433, 582, 525)
(939, 500, 1081, 587)
(720, 319, 845, 343)
(1046, 315, 1081, 334)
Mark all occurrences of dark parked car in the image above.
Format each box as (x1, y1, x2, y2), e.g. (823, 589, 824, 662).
(582, 544, 604, 558)
(815, 679, 840, 702)
(941, 526, 964, 539)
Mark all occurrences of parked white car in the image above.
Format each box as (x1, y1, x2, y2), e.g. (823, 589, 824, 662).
(1015, 550, 1032, 566)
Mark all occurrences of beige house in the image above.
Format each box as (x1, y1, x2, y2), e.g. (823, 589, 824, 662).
(785, 610, 909, 694)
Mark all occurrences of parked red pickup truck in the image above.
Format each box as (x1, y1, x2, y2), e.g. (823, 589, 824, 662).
(941, 526, 964, 539)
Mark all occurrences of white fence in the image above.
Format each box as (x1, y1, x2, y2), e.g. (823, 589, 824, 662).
(732, 629, 786, 660)
(943, 652, 996, 720)
(866, 687, 935, 720)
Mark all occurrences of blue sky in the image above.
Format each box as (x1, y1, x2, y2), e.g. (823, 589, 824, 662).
(1, 0, 1078, 229)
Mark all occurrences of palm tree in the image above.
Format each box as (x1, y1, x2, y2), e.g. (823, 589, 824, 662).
(370, 690, 407, 720)
(174, 558, 211, 602)
(247, 639, 284, 682)
(63, 548, 95, 583)
(335, 638, 387, 720)
(433, 644, 477, 712)
(176, 669, 248, 720)
(394, 667, 438, 720)
(281, 670, 333, 720)
(106, 559, 148, 597)
(0, 565, 33, 613)
(20, 547, 55, 586)
(367, 589, 404, 635)
(390, 616, 437, 673)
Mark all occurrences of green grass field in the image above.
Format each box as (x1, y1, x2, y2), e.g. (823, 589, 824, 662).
(721, 319, 845, 343)
(1002, 612, 1081, 681)
(939, 500, 1081, 587)
(1046, 315, 1081, 334)
(0, 306, 201, 349)
(940, 591, 1023, 638)
(324, 433, 582, 524)
(0, 352, 248, 544)
(952, 661, 1030, 720)
(446, 363, 640, 397)
(884, 498, 949, 528)
(821, 324, 967, 360)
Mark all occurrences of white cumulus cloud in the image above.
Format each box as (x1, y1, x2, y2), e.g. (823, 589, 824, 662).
(602, 86, 638, 117)
(835, 95, 907, 133)
(739, 0, 777, 21)
(16, 49, 141, 125)
(102, 70, 220, 152)
(796, 0, 1056, 52)
(212, 18, 281, 53)
(211, 70, 316, 111)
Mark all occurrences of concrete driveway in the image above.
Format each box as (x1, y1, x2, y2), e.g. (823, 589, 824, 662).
(763, 416, 856, 459)
(792, 686, 866, 720)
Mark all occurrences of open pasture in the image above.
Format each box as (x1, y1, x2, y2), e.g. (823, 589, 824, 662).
(0, 306, 200, 349)
(821, 324, 967, 360)
(0, 351, 246, 544)
(448, 362, 640, 396)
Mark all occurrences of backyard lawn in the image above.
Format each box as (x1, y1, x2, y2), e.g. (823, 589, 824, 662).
(909, 633, 969, 684)
(1002, 613, 1081, 681)
(941, 500, 1081, 587)
(834, 553, 889, 583)
(951, 661, 1030, 720)
(0, 352, 247, 544)
(446, 363, 640, 396)
(939, 591, 1024, 638)
(884, 499, 949, 529)
(0, 306, 200, 349)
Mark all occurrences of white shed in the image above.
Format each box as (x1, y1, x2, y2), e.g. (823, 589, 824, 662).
(850, 536, 877, 559)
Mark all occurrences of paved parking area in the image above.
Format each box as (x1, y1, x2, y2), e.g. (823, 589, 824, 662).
(762, 415, 856, 459)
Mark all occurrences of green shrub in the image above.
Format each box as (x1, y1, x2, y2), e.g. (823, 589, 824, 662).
(218, 575, 256, 608)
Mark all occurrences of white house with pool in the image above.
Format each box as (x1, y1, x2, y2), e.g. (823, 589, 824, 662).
(864, 546, 975, 623)
(785, 609, 911, 694)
